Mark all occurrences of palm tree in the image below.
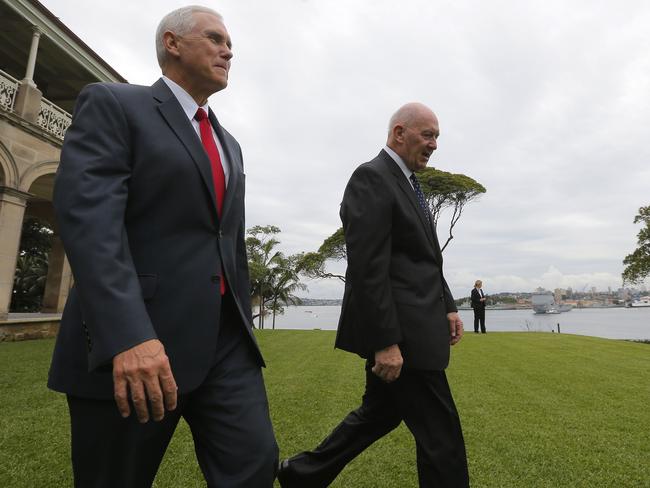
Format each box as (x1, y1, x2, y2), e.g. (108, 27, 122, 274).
(246, 225, 282, 329)
(266, 255, 305, 329)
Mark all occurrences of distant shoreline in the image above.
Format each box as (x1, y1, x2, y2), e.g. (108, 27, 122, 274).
(295, 299, 342, 306)
(294, 303, 630, 310)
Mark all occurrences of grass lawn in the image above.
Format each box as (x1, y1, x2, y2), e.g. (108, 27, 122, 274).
(1, 331, 648, 487)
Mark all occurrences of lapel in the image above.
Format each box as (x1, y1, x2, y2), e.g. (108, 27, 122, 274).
(209, 109, 240, 225)
(379, 149, 434, 245)
(380, 151, 438, 254)
(152, 79, 220, 224)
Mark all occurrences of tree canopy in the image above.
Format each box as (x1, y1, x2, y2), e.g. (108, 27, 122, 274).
(296, 227, 346, 282)
(622, 205, 650, 285)
(416, 168, 486, 251)
(297, 169, 486, 283)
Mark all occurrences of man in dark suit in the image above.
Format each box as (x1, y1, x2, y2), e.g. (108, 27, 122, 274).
(471, 279, 487, 333)
(278, 103, 469, 487)
(48, 6, 277, 487)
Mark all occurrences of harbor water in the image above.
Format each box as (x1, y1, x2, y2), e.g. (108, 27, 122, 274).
(270, 306, 650, 340)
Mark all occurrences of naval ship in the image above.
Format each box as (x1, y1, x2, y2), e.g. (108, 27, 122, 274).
(531, 292, 573, 314)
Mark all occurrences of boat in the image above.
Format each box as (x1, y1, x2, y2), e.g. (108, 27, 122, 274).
(532, 292, 573, 314)
(532, 293, 554, 314)
(630, 296, 650, 308)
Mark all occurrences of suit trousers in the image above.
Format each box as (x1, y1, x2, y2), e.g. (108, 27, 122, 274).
(283, 362, 469, 487)
(473, 308, 486, 333)
(66, 292, 278, 488)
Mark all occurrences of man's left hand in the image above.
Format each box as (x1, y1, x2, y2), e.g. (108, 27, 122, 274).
(372, 344, 403, 383)
(447, 312, 464, 345)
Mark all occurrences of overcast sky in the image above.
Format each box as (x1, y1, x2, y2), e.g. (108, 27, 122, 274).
(41, 0, 650, 298)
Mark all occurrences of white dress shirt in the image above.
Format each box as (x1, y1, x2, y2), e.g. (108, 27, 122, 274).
(162, 76, 230, 187)
(384, 145, 414, 190)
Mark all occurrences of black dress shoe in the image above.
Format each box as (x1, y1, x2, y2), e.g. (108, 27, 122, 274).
(277, 459, 292, 487)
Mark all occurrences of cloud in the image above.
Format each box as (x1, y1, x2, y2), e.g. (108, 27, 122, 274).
(40, 0, 650, 298)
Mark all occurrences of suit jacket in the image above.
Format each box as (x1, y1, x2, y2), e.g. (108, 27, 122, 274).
(335, 150, 457, 371)
(48, 79, 261, 399)
(471, 288, 486, 310)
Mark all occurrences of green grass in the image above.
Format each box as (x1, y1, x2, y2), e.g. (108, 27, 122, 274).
(1, 332, 649, 487)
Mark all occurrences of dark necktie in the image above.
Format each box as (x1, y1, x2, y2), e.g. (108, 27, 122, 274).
(195, 108, 226, 295)
(409, 174, 431, 225)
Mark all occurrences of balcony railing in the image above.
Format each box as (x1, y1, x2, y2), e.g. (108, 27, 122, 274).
(0, 68, 71, 141)
(0, 69, 18, 112)
(37, 97, 71, 140)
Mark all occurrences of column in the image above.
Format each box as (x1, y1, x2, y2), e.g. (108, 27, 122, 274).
(13, 26, 43, 122)
(41, 234, 72, 313)
(0, 188, 28, 320)
(23, 27, 42, 87)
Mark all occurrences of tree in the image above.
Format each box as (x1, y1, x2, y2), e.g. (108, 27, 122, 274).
(622, 205, 650, 285)
(265, 254, 305, 329)
(11, 255, 49, 312)
(245, 225, 306, 329)
(245, 225, 281, 328)
(416, 168, 486, 252)
(297, 169, 485, 285)
(10, 217, 53, 312)
(296, 227, 346, 283)
(318, 227, 346, 261)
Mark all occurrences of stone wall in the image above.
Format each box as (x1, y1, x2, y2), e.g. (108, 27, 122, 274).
(0, 316, 60, 341)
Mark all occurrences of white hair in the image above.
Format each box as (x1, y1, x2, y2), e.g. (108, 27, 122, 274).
(155, 5, 223, 68)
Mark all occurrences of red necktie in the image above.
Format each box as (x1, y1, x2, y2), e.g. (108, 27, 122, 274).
(195, 108, 226, 216)
(195, 107, 226, 294)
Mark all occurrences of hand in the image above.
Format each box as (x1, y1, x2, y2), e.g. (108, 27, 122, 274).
(112, 339, 178, 423)
(372, 344, 404, 383)
(448, 312, 464, 346)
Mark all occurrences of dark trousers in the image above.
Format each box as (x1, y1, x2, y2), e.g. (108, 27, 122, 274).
(473, 308, 486, 333)
(282, 363, 469, 487)
(66, 293, 278, 488)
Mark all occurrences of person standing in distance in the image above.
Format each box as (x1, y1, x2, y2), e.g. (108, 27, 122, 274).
(48, 6, 278, 487)
(471, 279, 487, 333)
(278, 103, 469, 487)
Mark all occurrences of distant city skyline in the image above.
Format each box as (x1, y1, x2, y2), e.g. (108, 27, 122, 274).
(298, 284, 649, 302)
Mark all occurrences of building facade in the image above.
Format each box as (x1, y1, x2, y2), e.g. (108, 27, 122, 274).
(0, 0, 126, 338)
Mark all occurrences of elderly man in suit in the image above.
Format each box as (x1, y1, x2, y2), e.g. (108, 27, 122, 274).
(471, 279, 487, 333)
(278, 103, 469, 487)
(48, 6, 277, 487)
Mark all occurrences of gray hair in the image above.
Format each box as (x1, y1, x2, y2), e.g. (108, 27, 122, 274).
(156, 5, 223, 68)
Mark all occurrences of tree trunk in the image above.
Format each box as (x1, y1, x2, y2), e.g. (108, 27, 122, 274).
(272, 297, 277, 329)
(258, 288, 263, 329)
